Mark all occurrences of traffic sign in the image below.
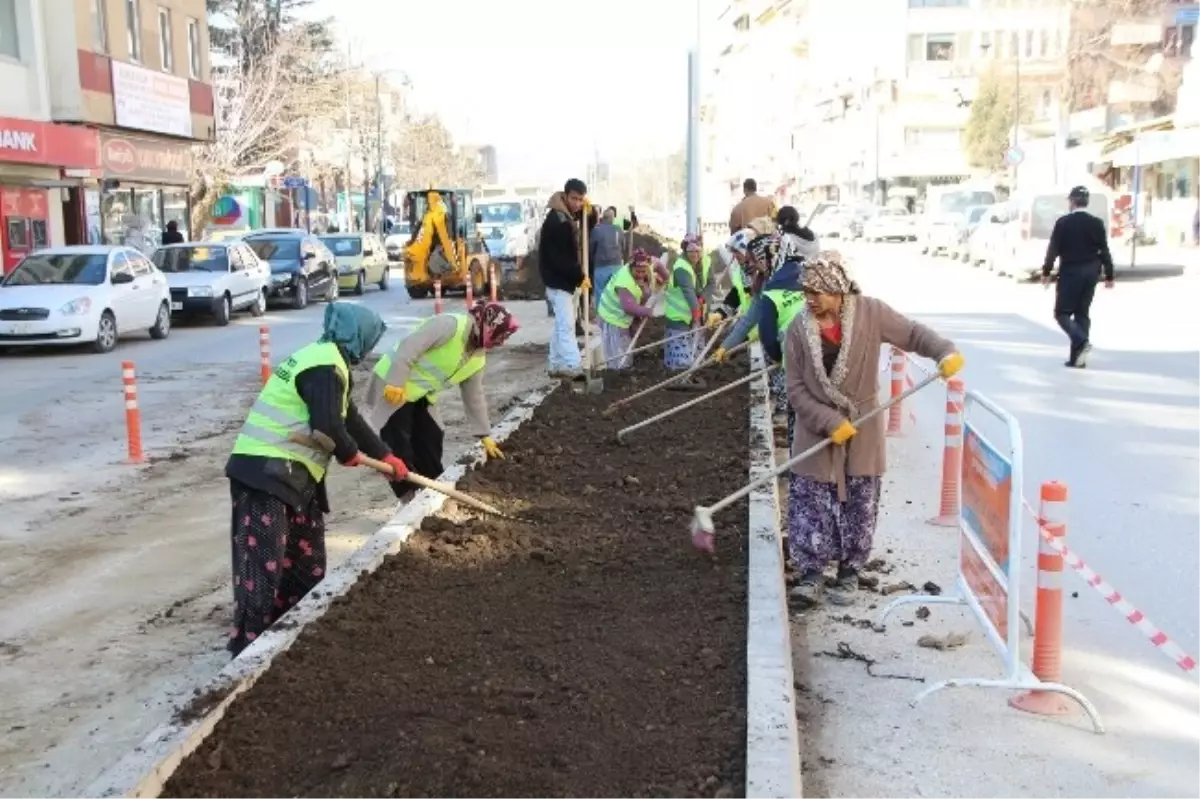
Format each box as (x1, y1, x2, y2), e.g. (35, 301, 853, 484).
(282, 176, 308, 189)
(1005, 146, 1025, 166)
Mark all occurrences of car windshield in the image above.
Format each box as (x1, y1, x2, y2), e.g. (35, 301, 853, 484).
(153, 246, 229, 273)
(940, 191, 997, 214)
(1, 253, 108, 286)
(245, 237, 301, 261)
(478, 203, 522, 225)
(967, 206, 988, 223)
(388, 224, 410, 238)
(320, 236, 363, 256)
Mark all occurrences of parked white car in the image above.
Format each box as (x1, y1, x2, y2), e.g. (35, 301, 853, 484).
(152, 242, 269, 325)
(384, 223, 412, 263)
(861, 208, 916, 241)
(0, 245, 172, 353)
(967, 203, 1013, 268)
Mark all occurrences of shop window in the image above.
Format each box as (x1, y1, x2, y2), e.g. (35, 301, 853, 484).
(0, 0, 20, 59)
(6, 218, 28, 248)
(157, 7, 172, 72)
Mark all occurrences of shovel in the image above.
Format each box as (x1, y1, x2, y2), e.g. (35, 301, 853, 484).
(617, 364, 777, 443)
(288, 431, 529, 523)
(577, 207, 604, 395)
(688, 372, 940, 553)
(601, 339, 750, 417)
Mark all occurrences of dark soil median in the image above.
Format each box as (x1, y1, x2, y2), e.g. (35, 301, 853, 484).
(163, 357, 750, 798)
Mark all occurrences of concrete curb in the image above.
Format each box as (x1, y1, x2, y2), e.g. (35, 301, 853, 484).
(84, 383, 557, 799)
(744, 344, 804, 799)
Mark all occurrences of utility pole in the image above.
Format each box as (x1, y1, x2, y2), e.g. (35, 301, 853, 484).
(375, 72, 384, 236)
(343, 42, 354, 232)
(1012, 41, 1022, 192)
(685, 0, 702, 235)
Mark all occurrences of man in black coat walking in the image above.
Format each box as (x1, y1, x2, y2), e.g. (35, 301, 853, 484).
(1042, 186, 1115, 368)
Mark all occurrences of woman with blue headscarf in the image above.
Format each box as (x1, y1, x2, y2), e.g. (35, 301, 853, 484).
(223, 302, 409, 656)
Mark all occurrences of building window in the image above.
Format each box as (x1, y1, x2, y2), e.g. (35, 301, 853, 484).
(1039, 29, 1049, 57)
(1010, 31, 1019, 58)
(1024, 29, 1034, 58)
(125, 0, 141, 61)
(157, 7, 172, 72)
(979, 31, 993, 57)
(0, 0, 20, 59)
(909, 32, 956, 61)
(187, 17, 200, 78)
(92, 0, 109, 53)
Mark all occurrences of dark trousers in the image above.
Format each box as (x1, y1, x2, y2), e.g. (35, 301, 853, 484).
(1054, 264, 1100, 356)
(379, 398, 445, 499)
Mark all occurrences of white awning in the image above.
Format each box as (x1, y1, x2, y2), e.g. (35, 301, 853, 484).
(1108, 128, 1200, 167)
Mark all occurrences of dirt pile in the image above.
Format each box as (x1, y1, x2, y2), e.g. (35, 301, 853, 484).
(163, 358, 752, 798)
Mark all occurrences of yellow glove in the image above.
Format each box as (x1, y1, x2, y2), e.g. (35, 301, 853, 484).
(938, 352, 965, 379)
(581, 278, 592, 293)
(713, 347, 728, 364)
(830, 420, 857, 445)
(383, 385, 407, 407)
(706, 312, 724, 327)
(481, 436, 504, 460)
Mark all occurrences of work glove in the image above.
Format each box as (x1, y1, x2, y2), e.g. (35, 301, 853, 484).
(691, 306, 702, 323)
(706, 312, 724, 327)
(713, 347, 728, 364)
(481, 436, 505, 460)
(382, 454, 409, 481)
(938, 352, 965, 379)
(383, 384, 407, 407)
(344, 452, 363, 467)
(581, 277, 592, 293)
(830, 420, 857, 446)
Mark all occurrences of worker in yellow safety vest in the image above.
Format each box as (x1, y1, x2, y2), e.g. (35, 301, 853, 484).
(662, 234, 713, 371)
(707, 228, 758, 339)
(596, 248, 662, 370)
(364, 300, 520, 499)
(224, 302, 409, 657)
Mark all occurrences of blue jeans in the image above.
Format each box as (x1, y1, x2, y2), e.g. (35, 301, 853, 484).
(546, 287, 581, 371)
(592, 264, 621, 312)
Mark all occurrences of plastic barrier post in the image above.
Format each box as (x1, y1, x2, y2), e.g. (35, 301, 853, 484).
(886, 347, 906, 436)
(1010, 481, 1075, 716)
(489, 262, 498, 302)
(465, 275, 474, 307)
(258, 326, 271, 385)
(929, 377, 965, 526)
(121, 361, 144, 464)
(433, 279, 443, 314)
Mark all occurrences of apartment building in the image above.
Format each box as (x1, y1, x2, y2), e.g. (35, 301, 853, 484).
(1, 0, 213, 269)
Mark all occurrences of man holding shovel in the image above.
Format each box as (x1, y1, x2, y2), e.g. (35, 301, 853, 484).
(224, 303, 410, 656)
(539, 178, 592, 378)
(364, 301, 520, 498)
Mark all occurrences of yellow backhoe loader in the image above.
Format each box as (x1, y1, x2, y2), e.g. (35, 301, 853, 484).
(402, 188, 494, 299)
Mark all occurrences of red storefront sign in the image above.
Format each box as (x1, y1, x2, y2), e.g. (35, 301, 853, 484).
(0, 117, 100, 170)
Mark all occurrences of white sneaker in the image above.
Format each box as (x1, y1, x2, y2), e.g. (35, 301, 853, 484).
(1075, 342, 1092, 368)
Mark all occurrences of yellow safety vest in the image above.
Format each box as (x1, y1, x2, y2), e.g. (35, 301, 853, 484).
(231, 341, 349, 481)
(374, 313, 485, 404)
(597, 265, 646, 329)
(664, 257, 710, 324)
(762, 288, 806, 342)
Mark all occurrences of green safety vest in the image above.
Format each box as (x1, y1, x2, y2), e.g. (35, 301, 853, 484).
(730, 263, 751, 313)
(374, 313, 485, 404)
(762, 288, 806, 343)
(664, 257, 710, 324)
(597, 264, 645, 329)
(231, 341, 349, 481)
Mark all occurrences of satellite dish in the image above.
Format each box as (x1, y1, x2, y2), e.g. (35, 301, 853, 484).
(263, 161, 285, 177)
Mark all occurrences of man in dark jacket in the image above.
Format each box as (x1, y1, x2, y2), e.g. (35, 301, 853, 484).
(1042, 185, 1115, 368)
(540, 178, 590, 377)
(162, 220, 184, 245)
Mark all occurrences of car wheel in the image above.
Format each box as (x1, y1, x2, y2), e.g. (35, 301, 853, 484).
(379, 266, 390, 290)
(325, 279, 339, 302)
(214, 295, 232, 326)
(291, 279, 309, 310)
(354, 271, 366, 296)
(250, 289, 267, 316)
(149, 302, 171, 340)
(93, 311, 118, 353)
(408, 286, 429, 299)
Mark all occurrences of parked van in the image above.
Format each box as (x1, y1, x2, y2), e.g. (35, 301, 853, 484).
(992, 181, 1113, 281)
(918, 183, 1001, 255)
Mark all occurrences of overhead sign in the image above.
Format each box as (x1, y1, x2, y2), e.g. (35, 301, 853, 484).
(99, 132, 193, 184)
(0, 116, 100, 169)
(111, 60, 193, 138)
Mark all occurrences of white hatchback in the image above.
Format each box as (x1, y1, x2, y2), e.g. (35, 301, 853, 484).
(0, 245, 172, 353)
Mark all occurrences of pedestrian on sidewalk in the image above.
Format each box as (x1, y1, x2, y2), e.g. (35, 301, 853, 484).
(365, 300, 519, 496)
(783, 252, 964, 608)
(596, 248, 666, 369)
(663, 234, 713, 371)
(538, 178, 591, 377)
(1041, 185, 1115, 368)
(590, 206, 626, 312)
(223, 303, 410, 656)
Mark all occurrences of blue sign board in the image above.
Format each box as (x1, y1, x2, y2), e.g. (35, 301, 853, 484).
(282, 176, 308, 189)
(1175, 5, 1198, 25)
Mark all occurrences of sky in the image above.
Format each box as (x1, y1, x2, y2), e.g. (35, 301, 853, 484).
(306, 0, 700, 185)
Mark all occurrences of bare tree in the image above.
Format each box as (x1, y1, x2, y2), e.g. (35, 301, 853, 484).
(1067, 0, 1181, 114)
(388, 115, 485, 191)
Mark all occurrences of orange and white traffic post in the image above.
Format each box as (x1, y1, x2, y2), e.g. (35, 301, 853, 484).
(929, 377, 965, 527)
(121, 361, 144, 464)
(489, 262, 499, 302)
(886, 347, 907, 436)
(433, 278, 443, 314)
(258, 326, 272, 385)
(464, 275, 474, 307)
(1010, 481, 1074, 716)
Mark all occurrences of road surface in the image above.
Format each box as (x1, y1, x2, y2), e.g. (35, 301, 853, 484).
(0, 273, 555, 797)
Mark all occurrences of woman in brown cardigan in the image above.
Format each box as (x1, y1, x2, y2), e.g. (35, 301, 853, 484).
(784, 252, 965, 607)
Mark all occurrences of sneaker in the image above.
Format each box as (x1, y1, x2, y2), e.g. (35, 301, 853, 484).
(788, 572, 823, 609)
(1075, 342, 1092, 368)
(826, 566, 859, 606)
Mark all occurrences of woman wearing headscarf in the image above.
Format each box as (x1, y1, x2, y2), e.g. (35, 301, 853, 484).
(708, 228, 757, 327)
(784, 252, 964, 607)
(365, 301, 520, 498)
(775, 205, 818, 270)
(224, 303, 405, 656)
(596, 248, 667, 370)
(662, 234, 713, 370)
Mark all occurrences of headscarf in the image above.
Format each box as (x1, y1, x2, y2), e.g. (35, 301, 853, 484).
(681, 234, 702, 253)
(631, 247, 652, 266)
(468, 300, 519, 350)
(320, 302, 387, 364)
(800, 250, 861, 296)
(746, 233, 779, 272)
(778, 230, 819, 265)
(726, 228, 755, 256)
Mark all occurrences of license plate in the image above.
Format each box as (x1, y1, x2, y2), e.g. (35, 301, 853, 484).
(171, 302, 182, 311)
(5, 322, 31, 335)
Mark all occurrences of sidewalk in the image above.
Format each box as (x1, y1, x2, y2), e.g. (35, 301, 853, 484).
(1113, 243, 1200, 271)
(788, 387, 1195, 799)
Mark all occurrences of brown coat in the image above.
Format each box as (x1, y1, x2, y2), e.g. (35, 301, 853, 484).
(729, 193, 776, 234)
(784, 295, 955, 496)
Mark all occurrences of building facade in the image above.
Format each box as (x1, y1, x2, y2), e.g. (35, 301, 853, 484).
(0, 0, 213, 271)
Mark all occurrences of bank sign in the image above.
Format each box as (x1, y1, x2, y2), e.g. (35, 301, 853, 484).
(99, 132, 193, 185)
(0, 117, 100, 169)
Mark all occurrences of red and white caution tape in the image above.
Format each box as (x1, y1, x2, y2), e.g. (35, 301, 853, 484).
(1023, 498, 1197, 674)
